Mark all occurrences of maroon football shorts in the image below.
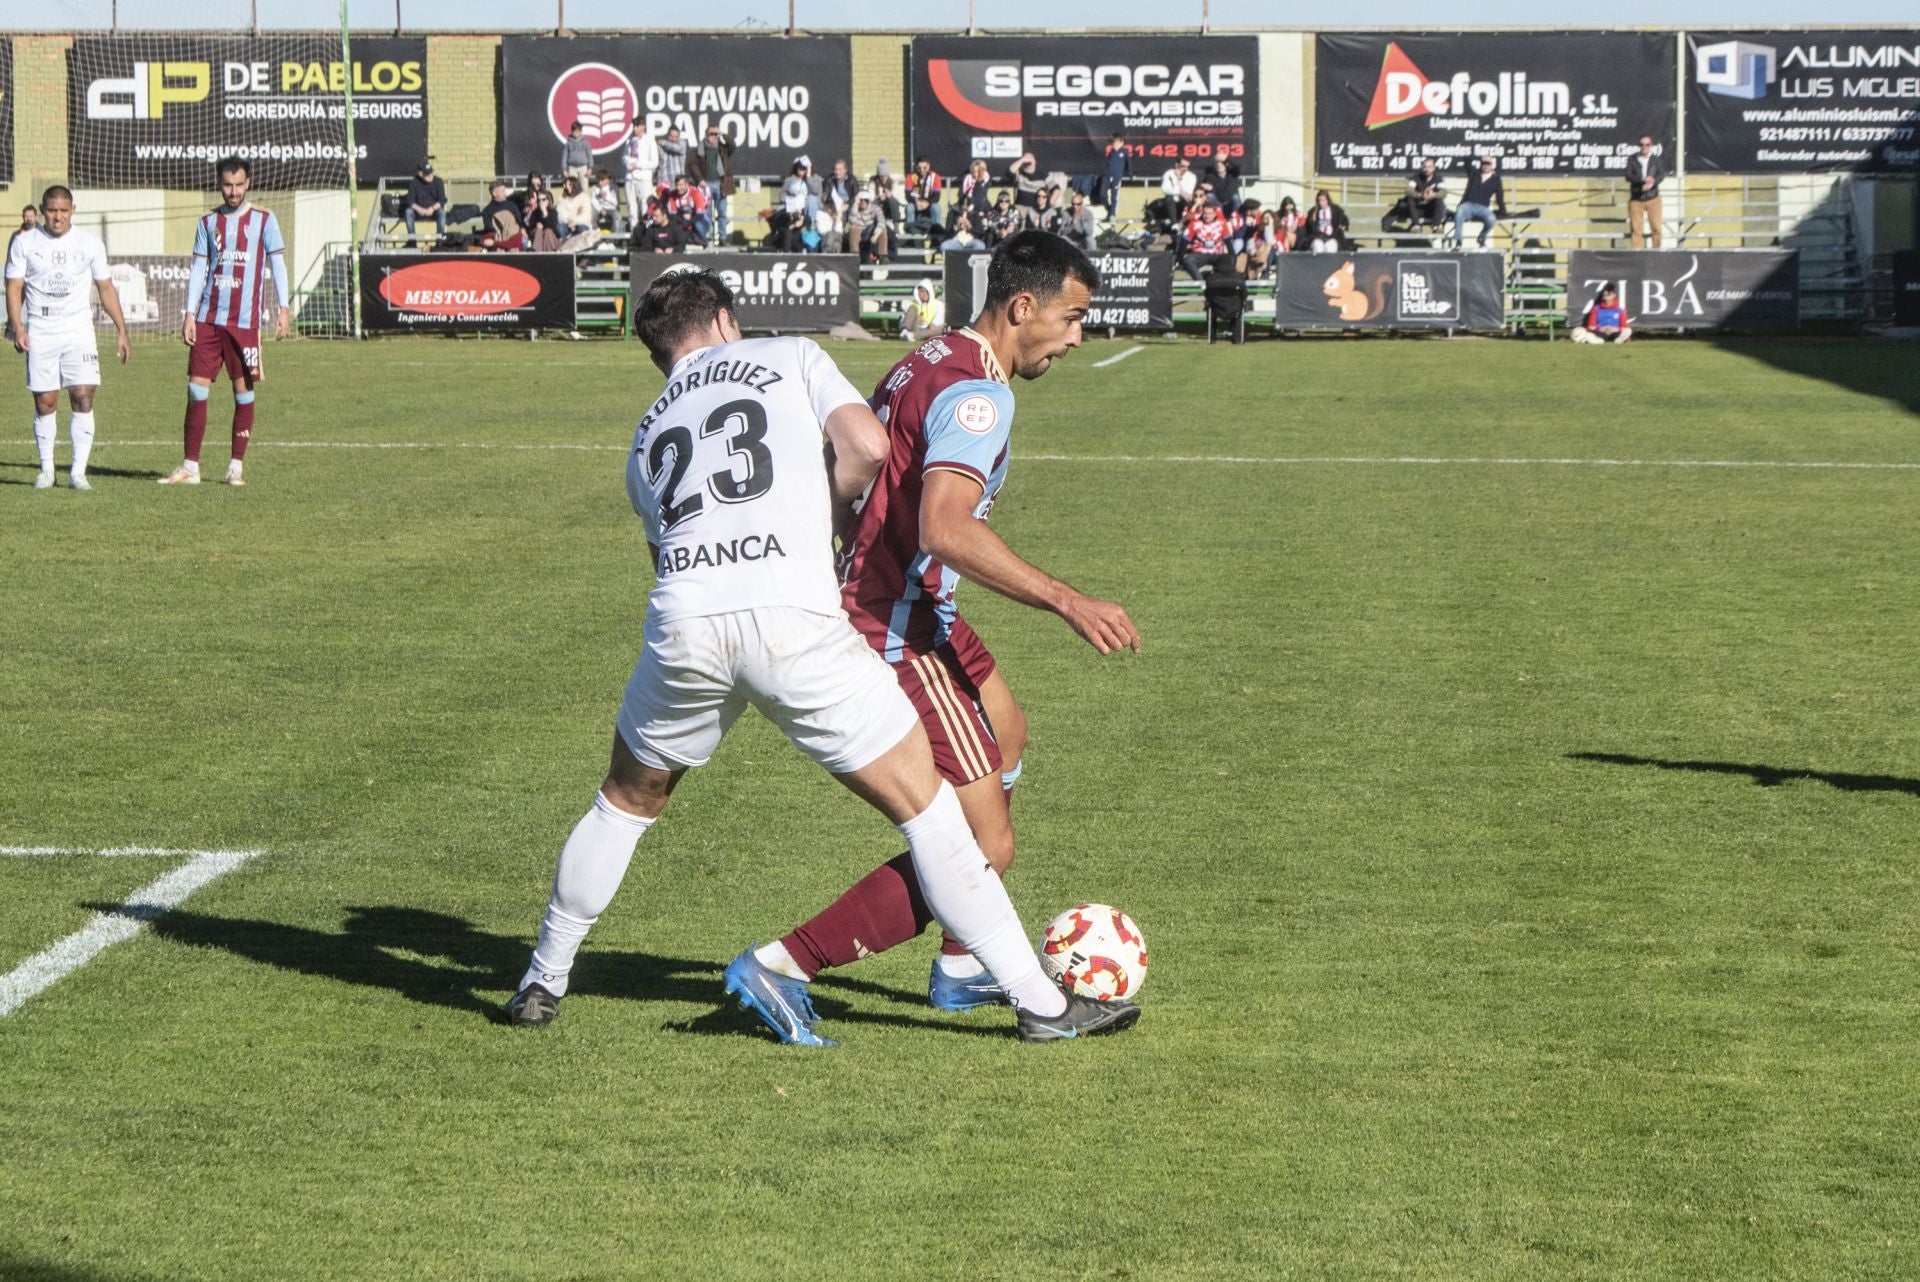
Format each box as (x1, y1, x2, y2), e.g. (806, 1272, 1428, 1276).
(887, 616, 1003, 785)
(188, 322, 264, 383)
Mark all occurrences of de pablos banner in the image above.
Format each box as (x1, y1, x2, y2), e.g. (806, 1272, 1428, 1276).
(630, 254, 858, 333)
(1686, 31, 1920, 173)
(941, 250, 1174, 332)
(500, 36, 852, 179)
(358, 254, 578, 332)
(67, 38, 427, 188)
(910, 36, 1258, 175)
(1316, 33, 1675, 177)
(1273, 252, 1506, 331)
(1566, 250, 1799, 331)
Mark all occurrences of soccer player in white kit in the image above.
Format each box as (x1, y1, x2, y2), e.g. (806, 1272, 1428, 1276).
(4, 188, 131, 491)
(505, 269, 1138, 1046)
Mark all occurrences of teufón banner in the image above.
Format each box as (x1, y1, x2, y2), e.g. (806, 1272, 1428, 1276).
(67, 37, 427, 188)
(629, 254, 858, 333)
(1566, 250, 1799, 330)
(941, 249, 1175, 331)
(1273, 251, 1506, 330)
(500, 36, 852, 179)
(1316, 33, 1675, 177)
(910, 36, 1258, 175)
(1686, 31, 1920, 173)
(358, 254, 577, 332)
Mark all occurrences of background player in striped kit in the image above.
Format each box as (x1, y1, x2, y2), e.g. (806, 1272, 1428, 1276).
(160, 157, 292, 487)
(5, 187, 132, 491)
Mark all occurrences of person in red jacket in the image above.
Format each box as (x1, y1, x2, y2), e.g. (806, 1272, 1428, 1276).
(1573, 287, 1633, 344)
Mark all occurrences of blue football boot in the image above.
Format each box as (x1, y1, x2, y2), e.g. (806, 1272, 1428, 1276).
(927, 958, 1011, 1012)
(723, 947, 838, 1048)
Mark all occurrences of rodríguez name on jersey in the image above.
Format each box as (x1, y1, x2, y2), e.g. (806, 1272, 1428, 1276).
(638, 358, 785, 434)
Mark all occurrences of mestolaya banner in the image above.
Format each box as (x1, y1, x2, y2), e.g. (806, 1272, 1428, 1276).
(1316, 33, 1676, 177)
(911, 36, 1258, 175)
(500, 36, 853, 180)
(359, 254, 578, 332)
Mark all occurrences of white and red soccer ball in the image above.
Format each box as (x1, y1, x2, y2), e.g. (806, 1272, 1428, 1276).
(1039, 904, 1147, 1001)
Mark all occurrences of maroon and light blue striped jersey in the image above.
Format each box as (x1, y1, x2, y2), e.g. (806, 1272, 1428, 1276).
(191, 205, 285, 329)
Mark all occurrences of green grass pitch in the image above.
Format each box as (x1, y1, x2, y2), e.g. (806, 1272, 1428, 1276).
(2, 331, 1916, 1280)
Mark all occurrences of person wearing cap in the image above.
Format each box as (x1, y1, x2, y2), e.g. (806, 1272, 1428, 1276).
(405, 160, 446, 245)
(1572, 286, 1633, 344)
(561, 121, 593, 189)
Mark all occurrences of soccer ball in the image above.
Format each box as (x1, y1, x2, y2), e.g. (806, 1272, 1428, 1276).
(1039, 904, 1148, 1001)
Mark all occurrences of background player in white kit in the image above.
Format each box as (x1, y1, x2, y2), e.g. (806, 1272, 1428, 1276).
(4, 188, 131, 491)
(505, 269, 1138, 1046)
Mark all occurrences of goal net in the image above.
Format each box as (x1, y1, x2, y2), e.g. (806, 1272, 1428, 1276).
(63, 8, 424, 339)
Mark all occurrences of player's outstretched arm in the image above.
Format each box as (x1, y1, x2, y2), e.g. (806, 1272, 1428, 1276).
(5, 278, 26, 353)
(920, 470, 1140, 655)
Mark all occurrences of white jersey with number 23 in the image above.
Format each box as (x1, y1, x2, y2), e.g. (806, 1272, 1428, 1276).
(626, 335, 865, 624)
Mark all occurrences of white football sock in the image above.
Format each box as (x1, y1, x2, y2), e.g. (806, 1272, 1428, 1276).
(68, 411, 95, 478)
(900, 782, 1064, 1016)
(520, 791, 655, 997)
(935, 952, 986, 979)
(753, 939, 809, 982)
(33, 413, 56, 475)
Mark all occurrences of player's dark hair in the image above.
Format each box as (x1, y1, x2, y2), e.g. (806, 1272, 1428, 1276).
(981, 230, 1100, 311)
(217, 156, 251, 180)
(39, 186, 74, 208)
(633, 268, 737, 360)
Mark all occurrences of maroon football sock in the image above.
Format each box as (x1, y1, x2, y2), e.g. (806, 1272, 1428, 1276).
(231, 399, 255, 461)
(183, 398, 209, 463)
(781, 851, 933, 979)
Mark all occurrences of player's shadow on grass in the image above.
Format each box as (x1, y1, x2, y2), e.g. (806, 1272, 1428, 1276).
(0, 459, 166, 484)
(132, 903, 997, 1038)
(1569, 752, 1920, 797)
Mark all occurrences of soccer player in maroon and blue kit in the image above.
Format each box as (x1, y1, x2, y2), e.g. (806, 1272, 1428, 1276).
(743, 231, 1142, 1014)
(160, 156, 291, 486)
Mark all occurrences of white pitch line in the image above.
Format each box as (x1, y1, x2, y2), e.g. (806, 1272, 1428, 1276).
(93, 441, 1920, 471)
(0, 845, 212, 858)
(1092, 344, 1146, 368)
(0, 849, 262, 1018)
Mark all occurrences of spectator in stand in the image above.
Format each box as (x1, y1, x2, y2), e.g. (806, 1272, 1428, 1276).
(847, 191, 893, 263)
(1572, 286, 1633, 343)
(1020, 187, 1062, 236)
(1102, 133, 1133, 218)
(623, 124, 661, 232)
(1180, 199, 1234, 278)
(555, 175, 594, 239)
(954, 160, 994, 230)
(525, 189, 562, 252)
(657, 127, 687, 189)
(1061, 190, 1098, 251)
(688, 123, 736, 243)
(1384, 158, 1446, 231)
(1197, 153, 1241, 212)
(404, 159, 446, 245)
(903, 157, 943, 239)
(982, 191, 1020, 247)
(665, 174, 711, 244)
(822, 159, 859, 250)
(1304, 189, 1350, 253)
(1244, 209, 1285, 277)
(479, 180, 525, 252)
(1149, 157, 1198, 230)
(870, 173, 903, 226)
(899, 280, 945, 344)
(1625, 134, 1663, 249)
(1008, 152, 1046, 208)
(561, 121, 592, 190)
(794, 155, 823, 227)
(939, 207, 985, 253)
(591, 169, 620, 232)
(638, 203, 687, 255)
(1454, 155, 1507, 250)
(776, 160, 810, 252)
(521, 172, 548, 204)
(1274, 196, 1305, 253)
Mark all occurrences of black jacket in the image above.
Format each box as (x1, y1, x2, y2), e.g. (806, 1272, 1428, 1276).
(1625, 153, 1663, 200)
(1459, 170, 1507, 212)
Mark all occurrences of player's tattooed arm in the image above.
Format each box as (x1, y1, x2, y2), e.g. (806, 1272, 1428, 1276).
(920, 470, 1140, 655)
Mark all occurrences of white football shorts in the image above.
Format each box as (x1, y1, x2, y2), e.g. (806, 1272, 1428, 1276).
(25, 328, 101, 393)
(617, 605, 920, 775)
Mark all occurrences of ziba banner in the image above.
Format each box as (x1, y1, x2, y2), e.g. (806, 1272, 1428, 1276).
(1566, 250, 1799, 330)
(1686, 31, 1920, 173)
(1316, 33, 1675, 177)
(630, 254, 858, 332)
(1274, 252, 1506, 330)
(359, 254, 578, 332)
(500, 36, 852, 179)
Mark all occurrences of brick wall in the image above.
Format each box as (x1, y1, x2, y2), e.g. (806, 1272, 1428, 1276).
(1, 35, 73, 211)
(427, 36, 499, 180)
(849, 34, 908, 179)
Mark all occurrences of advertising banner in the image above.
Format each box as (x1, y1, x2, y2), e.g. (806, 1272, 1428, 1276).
(95, 255, 192, 331)
(67, 37, 427, 189)
(629, 253, 857, 332)
(941, 249, 1175, 331)
(1895, 251, 1920, 327)
(1274, 252, 1505, 330)
(1686, 31, 1920, 173)
(1315, 33, 1675, 177)
(501, 37, 852, 179)
(1566, 250, 1799, 330)
(1, 39, 13, 188)
(910, 36, 1258, 175)
(358, 253, 577, 332)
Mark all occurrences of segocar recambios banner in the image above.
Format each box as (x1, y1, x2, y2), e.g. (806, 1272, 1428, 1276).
(911, 36, 1258, 175)
(1315, 33, 1675, 177)
(1686, 30, 1920, 173)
